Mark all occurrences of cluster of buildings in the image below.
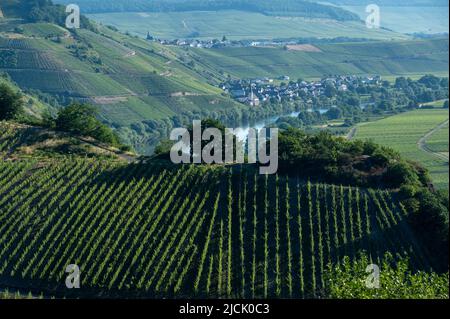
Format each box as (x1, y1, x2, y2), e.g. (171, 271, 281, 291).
(220, 75, 382, 106)
(147, 33, 234, 48)
(146, 33, 311, 49)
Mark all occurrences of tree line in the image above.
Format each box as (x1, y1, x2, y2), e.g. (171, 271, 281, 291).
(54, 0, 359, 20)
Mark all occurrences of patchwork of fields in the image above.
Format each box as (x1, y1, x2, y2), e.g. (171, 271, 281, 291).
(87, 10, 406, 41)
(0, 22, 240, 126)
(355, 108, 450, 189)
(184, 38, 449, 80)
(0, 159, 436, 298)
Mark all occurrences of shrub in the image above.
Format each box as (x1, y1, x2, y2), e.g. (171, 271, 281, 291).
(0, 83, 23, 120)
(55, 103, 119, 146)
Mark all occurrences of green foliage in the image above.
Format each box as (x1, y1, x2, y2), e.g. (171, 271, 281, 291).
(277, 128, 425, 189)
(55, 102, 119, 145)
(326, 253, 449, 299)
(406, 189, 449, 271)
(0, 50, 18, 68)
(356, 108, 449, 189)
(0, 82, 23, 120)
(15, 0, 95, 30)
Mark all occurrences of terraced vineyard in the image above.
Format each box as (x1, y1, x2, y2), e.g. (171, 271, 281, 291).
(184, 38, 449, 80)
(0, 157, 437, 298)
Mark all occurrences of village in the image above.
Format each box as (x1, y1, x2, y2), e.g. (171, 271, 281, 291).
(146, 32, 333, 49)
(219, 75, 383, 106)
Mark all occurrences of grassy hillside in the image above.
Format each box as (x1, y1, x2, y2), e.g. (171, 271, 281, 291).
(183, 38, 449, 80)
(355, 108, 449, 189)
(87, 10, 405, 41)
(426, 123, 449, 153)
(0, 158, 444, 298)
(0, 17, 247, 152)
(0, 121, 135, 161)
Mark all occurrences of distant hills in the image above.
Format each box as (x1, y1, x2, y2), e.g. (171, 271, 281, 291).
(53, 0, 360, 20)
(0, 0, 448, 154)
(310, 0, 449, 6)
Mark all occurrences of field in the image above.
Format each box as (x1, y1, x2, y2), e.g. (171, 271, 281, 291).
(355, 108, 449, 189)
(87, 10, 406, 41)
(343, 5, 449, 34)
(426, 123, 449, 154)
(183, 38, 449, 80)
(0, 157, 442, 298)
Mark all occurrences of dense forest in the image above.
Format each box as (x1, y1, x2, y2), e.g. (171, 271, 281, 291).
(53, 0, 359, 20)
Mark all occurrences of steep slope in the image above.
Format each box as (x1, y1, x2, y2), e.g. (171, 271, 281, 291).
(0, 74, 56, 120)
(0, 14, 246, 153)
(0, 121, 136, 161)
(0, 159, 443, 298)
(181, 38, 449, 80)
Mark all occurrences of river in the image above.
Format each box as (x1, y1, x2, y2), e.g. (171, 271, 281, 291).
(234, 108, 328, 141)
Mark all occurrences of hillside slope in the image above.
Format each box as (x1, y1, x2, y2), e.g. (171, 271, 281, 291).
(182, 38, 449, 80)
(54, 0, 360, 20)
(0, 159, 443, 298)
(0, 15, 247, 153)
(0, 121, 136, 161)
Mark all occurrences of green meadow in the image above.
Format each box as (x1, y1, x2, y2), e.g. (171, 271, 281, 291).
(87, 10, 407, 41)
(426, 123, 449, 154)
(355, 108, 449, 189)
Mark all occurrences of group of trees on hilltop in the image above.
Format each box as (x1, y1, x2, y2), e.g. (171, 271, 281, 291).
(48, 103, 121, 146)
(0, 81, 121, 147)
(55, 0, 359, 20)
(10, 0, 94, 30)
(277, 128, 430, 189)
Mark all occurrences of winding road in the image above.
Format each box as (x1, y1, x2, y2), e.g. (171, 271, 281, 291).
(417, 119, 449, 162)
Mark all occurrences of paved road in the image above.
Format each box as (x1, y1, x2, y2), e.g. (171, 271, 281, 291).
(417, 119, 449, 162)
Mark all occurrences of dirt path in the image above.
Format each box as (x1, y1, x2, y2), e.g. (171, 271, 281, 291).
(346, 127, 357, 140)
(417, 119, 449, 162)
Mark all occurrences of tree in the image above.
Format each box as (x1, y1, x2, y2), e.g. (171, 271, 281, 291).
(325, 107, 343, 120)
(324, 83, 337, 98)
(0, 83, 23, 120)
(55, 103, 119, 145)
(443, 100, 449, 109)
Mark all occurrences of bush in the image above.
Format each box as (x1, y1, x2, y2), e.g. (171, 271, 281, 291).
(383, 161, 420, 189)
(325, 253, 449, 299)
(0, 83, 23, 120)
(55, 103, 119, 146)
(405, 188, 449, 271)
(399, 184, 418, 198)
